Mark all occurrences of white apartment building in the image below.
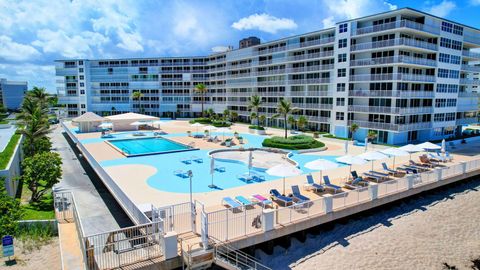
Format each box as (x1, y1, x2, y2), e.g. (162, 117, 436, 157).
(56, 8, 480, 145)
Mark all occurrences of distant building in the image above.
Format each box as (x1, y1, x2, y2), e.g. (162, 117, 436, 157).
(239, 37, 260, 49)
(0, 78, 27, 110)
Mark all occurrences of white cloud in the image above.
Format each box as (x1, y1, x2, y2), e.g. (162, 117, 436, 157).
(384, 1, 398, 10)
(471, 0, 480, 5)
(32, 29, 109, 58)
(322, 0, 396, 20)
(232, 13, 297, 34)
(0, 35, 41, 61)
(425, 0, 456, 17)
(116, 29, 143, 52)
(0, 63, 55, 92)
(322, 16, 336, 28)
(211, 46, 231, 53)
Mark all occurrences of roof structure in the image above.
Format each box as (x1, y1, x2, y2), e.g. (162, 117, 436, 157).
(105, 112, 159, 121)
(72, 112, 106, 123)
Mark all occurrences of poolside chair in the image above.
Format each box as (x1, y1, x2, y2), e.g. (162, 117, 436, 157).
(397, 165, 419, 174)
(270, 189, 294, 206)
(322, 176, 342, 193)
(237, 173, 254, 183)
(362, 172, 382, 182)
(173, 170, 189, 178)
(428, 153, 445, 163)
(409, 160, 432, 169)
(368, 170, 390, 179)
(250, 172, 265, 182)
(180, 157, 192, 164)
(214, 166, 226, 172)
(382, 162, 399, 175)
(350, 171, 364, 181)
(235, 196, 255, 207)
(251, 194, 273, 208)
(291, 185, 310, 202)
(133, 131, 146, 136)
(222, 197, 242, 210)
(304, 174, 325, 192)
(344, 177, 368, 190)
(445, 152, 453, 162)
(191, 156, 203, 163)
(419, 155, 436, 168)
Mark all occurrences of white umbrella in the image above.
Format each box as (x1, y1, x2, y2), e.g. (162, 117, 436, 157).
(215, 127, 230, 141)
(416, 142, 441, 151)
(364, 137, 368, 152)
(305, 159, 339, 181)
(204, 125, 216, 136)
(336, 155, 367, 179)
(398, 144, 423, 160)
(441, 139, 446, 154)
(344, 140, 349, 154)
(190, 122, 204, 134)
(130, 121, 145, 126)
(248, 150, 253, 174)
(209, 157, 216, 188)
(380, 147, 409, 168)
(99, 122, 113, 129)
(266, 164, 303, 195)
(357, 151, 388, 171)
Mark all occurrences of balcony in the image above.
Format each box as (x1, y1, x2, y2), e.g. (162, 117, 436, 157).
(462, 50, 480, 59)
(350, 38, 437, 52)
(286, 65, 334, 73)
(228, 63, 252, 69)
(288, 78, 331, 84)
(349, 73, 436, 83)
(348, 105, 433, 114)
(458, 92, 479, 98)
(350, 55, 436, 67)
(59, 96, 80, 103)
(285, 51, 334, 62)
(353, 20, 440, 36)
(256, 46, 287, 55)
(348, 120, 432, 132)
(463, 33, 480, 46)
(305, 116, 331, 123)
(460, 64, 480, 72)
(456, 117, 478, 125)
(298, 37, 335, 48)
(457, 103, 479, 111)
(290, 90, 332, 97)
(348, 90, 435, 98)
(459, 79, 480, 85)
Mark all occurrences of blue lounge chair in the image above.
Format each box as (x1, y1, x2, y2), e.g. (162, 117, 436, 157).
(192, 156, 203, 163)
(362, 172, 381, 182)
(291, 185, 310, 202)
(235, 196, 255, 207)
(351, 171, 364, 181)
(173, 170, 189, 178)
(344, 177, 368, 190)
(304, 174, 325, 192)
(382, 162, 398, 175)
(270, 189, 293, 206)
(180, 158, 192, 164)
(237, 173, 254, 183)
(250, 172, 265, 182)
(222, 197, 242, 209)
(214, 166, 226, 172)
(322, 176, 342, 193)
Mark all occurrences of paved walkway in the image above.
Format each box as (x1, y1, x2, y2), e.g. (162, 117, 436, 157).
(58, 223, 83, 270)
(50, 125, 133, 236)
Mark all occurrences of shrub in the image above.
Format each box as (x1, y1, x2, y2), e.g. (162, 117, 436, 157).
(323, 134, 350, 140)
(189, 118, 212, 124)
(212, 121, 231, 127)
(262, 135, 325, 150)
(249, 125, 265, 130)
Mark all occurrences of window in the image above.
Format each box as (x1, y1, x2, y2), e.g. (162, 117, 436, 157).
(79, 68, 84, 73)
(449, 70, 459, 79)
(453, 25, 463, 35)
(440, 38, 451, 49)
(338, 53, 347, 63)
(79, 82, 84, 87)
(451, 40, 462, 50)
(338, 39, 347, 48)
(80, 90, 85, 95)
(337, 68, 346, 77)
(441, 21, 453, 33)
(450, 55, 460, 65)
(434, 113, 445, 122)
(336, 98, 345, 106)
(78, 60, 84, 65)
(336, 112, 344, 120)
(81, 104, 86, 109)
(439, 53, 450, 63)
(339, 23, 348, 33)
(438, 69, 449, 78)
(445, 112, 455, 121)
(436, 84, 458, 93)
(336, 83, 346, 92)
(79, 75, 84, 80)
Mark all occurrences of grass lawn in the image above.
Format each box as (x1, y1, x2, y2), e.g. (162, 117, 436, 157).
(0, 133, 21, 169)
(19, 183, 55, 220)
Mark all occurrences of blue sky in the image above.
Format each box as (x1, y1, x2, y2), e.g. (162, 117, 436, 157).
(0, 0, 479, 93)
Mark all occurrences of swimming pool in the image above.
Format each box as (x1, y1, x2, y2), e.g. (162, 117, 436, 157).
(107, 137, 195, 156)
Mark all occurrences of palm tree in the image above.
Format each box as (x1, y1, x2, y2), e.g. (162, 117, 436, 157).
(258, 115, 266, 127)
(17, 96, 50, 156)
(230, 111, 238, 122)
(194, 83, 208, 117)
(272, 99, 298, 139)
(131, 91, 143, 113)
(28, 87, 48, 103)
(367, 130, 378, 143)
(297, 115, 307, 131)
(350, 123, 359, 141)
(223, 109, 230, 121)
(288, 115, 296, 130)
(248, 95, 262, 125)
(250, 112, 257, 125)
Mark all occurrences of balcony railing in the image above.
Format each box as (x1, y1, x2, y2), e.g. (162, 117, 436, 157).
(350, 37, 438, 52)
(349, 73, 436, 82)
(285, 51, 334, 62)
(464, 33, 480, 45)
(298, 37, 335, 48)
(462, 50, 480, 59)
(348, 90, 435, 98)
(461, 64, 480, 72)
(456, 117, 478, 125)
(290, 90, 332, 97)
(348, 105, 433, 114)
(347, 120, 432, 131)
(353, 20, 440, 36)
(288, 78, 331, 84)
(459, 79, 480, 85)
(350, 55, 436, 67)
(458, 91, 479, 97)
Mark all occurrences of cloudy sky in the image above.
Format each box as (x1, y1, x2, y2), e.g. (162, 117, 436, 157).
(1, 0, 479, 93)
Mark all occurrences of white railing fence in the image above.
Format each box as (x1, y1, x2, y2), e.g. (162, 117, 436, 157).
(206, 206, 264, 242)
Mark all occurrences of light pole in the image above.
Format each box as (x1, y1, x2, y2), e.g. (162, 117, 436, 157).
(187, 170, 195, 232)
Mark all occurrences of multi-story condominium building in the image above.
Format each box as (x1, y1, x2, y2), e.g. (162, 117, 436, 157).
(56, 8, 480, 145)
(0, 78, 27, 110)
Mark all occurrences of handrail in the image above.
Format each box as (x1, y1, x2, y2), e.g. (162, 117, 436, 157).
(211, 236, 272, 270)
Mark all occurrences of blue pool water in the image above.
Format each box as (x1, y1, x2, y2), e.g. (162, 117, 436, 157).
(108, 137, 191, 155)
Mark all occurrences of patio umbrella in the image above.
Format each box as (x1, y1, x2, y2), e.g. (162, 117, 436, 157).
(305, 159, 339, 181)
(130, 121, 145, 126)
(441, 139, 446, 153)
(266, 164, 303, 195)
(364, 137, 368, 152)
(99, 122, 113, 129)
(215, 127, 230, 141)
(416, 142, 441, 151)
(336, 155, 367, 179)
(190, 123, 204, 134)
(380, 147, 409, 168)
(357, 151, 388, 171)
(248, 150, 253, 174)
(344, 140, 349, 154)
(209, 157, 216, 188)
(204, 125, 217, 136)
(398, 144, 423, 160)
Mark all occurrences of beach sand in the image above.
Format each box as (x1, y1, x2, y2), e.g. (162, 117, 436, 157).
(257, 177, 480, 270)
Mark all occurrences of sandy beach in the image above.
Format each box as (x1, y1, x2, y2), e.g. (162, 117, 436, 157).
(258, 177, 480, 270)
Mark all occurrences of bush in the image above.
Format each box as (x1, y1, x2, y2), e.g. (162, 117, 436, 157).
(262, 135, 325, 150)
(189, 118, 231, 127)
(249, 125, 265, 130)
(212, 121, 231, 127)
(189, 118, 212, 124)
(323, 134, 350, 140)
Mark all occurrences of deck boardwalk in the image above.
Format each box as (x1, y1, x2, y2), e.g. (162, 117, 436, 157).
(58, 222, 84, 270)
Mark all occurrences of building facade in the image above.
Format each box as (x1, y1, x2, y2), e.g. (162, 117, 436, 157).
(56, 8, 480, 145)
(0, 78, 27, 110)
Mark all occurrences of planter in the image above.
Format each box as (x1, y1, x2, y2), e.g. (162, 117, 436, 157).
(256, 129, 266, 135)
(238, 138, 244, 144)
(187, 131, 192, 137)
(248, 128, 255, 134)
(234, 133, 239, 138)
(225, 141, 232, 147)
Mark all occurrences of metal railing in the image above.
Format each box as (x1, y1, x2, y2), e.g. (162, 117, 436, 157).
(347, 120, 432, 131)
(213, 237, 272, 270)
(353, 19, 439, 36)
(349, 73, 436, 82)
(348, 105, 433, 114)
(350, 38, 437, 52)
(350, 55, 437, 67)
(206, 206, 264, 242)
(348, 90, 435, 98)
(462, 50, 480, 59)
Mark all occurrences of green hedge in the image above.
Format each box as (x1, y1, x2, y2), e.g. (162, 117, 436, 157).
(189, 118, 231, 127)
(249, 125, 265, 130)
(0, 134, 20, 169)
(262, 135, 325, 150)
(323, 134, 350, 140)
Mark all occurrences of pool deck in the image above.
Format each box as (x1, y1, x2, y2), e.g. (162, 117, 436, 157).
(64, 120, 479, 211)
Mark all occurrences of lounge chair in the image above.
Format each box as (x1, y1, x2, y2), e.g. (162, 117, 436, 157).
(250, 172, 265, 182)
(235, 196, 255, 207)
(180, 158, 192, 164)
(382, 162, 399, 175)
(251, 194, 273, 208)
(133, 131, 146, 136)
(445, 152, 453, 162)
(237, 173, 254, 183)
(397, 165, 419, 174)
(410, 160, 432, 169)
(291, 185, 310, 202)
(270, 189, 293, 206)
(362, 172, 382, 182)
(350, 171, 364, 181)
(304, 174, 325, 192)
(173, 170, 189, 178)
(214, 166, 226, 172)
(191, 156, 203, 163)
(344, 177, 368, 190)
(428, 153, 445, 163)
(322, 176, 342, 193)
(369, 170, 389, 177)
(419, 155, 436, 168)
(222, 197, 242, 210)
